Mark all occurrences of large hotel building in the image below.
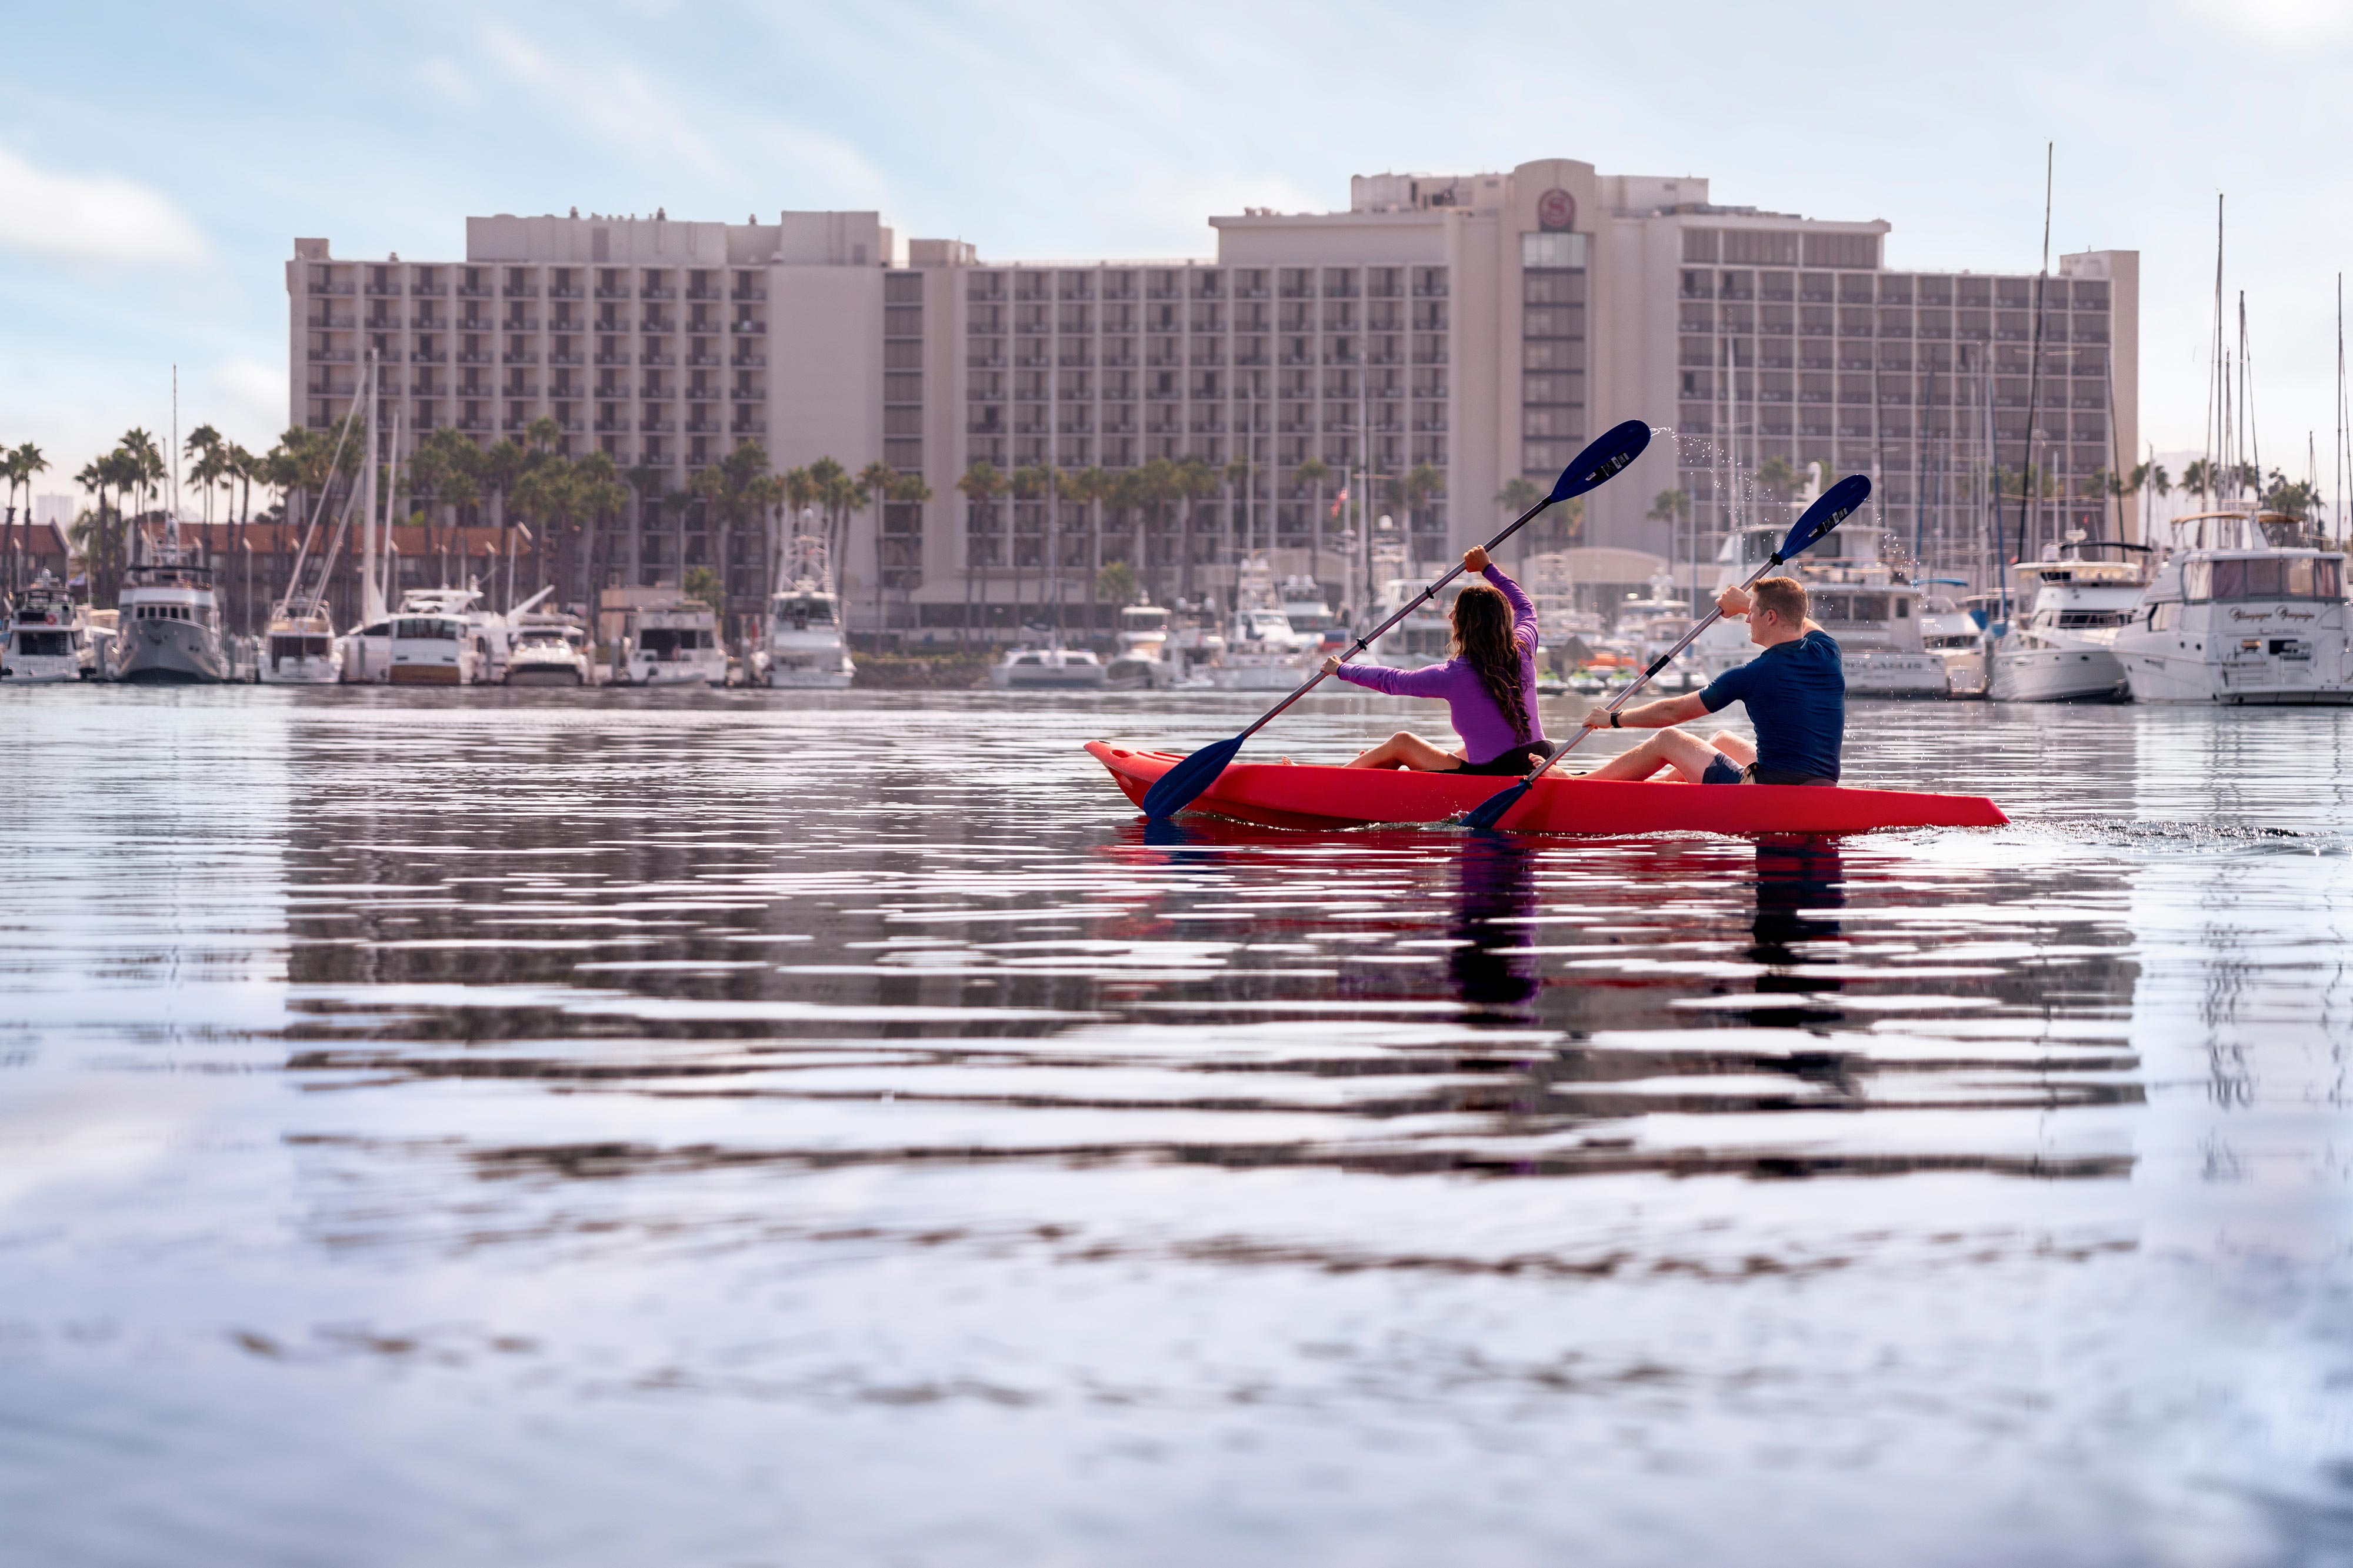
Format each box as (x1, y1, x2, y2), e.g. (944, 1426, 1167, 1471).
(288, 156, 2137, 628)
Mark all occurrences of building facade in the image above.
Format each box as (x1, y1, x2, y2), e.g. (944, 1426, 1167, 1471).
(287, 159, 2137, 633)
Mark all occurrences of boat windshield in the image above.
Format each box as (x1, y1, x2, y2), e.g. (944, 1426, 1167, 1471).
(12, 630, 72, 656)
(639, 628, 713, 654)
(393, 618, 461, 640)
(2184, 556, 2342, 602)
(775, 596, 835, 625)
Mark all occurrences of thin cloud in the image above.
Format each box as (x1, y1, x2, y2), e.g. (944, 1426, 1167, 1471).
(474, 24, 888, 205)
(2179, 0, 2353, 45)
(0, 144, 208, 268)
(419, 57, 479, 106)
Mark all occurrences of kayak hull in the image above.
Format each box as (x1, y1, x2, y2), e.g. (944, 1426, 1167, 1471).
(1085, 741, 2007, 835)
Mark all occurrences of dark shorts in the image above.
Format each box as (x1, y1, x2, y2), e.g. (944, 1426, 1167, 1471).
(1702, 754, 1836, 787)
(1457, 742, 1552, 778)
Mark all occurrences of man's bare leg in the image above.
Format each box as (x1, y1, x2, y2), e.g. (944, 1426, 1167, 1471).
(1583, 728, 1740, 783)
(1347, 731, 1464, 771)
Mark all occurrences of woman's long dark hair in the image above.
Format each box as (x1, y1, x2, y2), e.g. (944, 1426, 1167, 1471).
(1451, 584, 1529, 745)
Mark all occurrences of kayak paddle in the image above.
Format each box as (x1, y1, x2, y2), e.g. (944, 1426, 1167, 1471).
(1139, 418, 1654, 820)
(1462, 472, 1872, 832)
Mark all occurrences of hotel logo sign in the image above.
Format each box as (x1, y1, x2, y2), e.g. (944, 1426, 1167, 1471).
(1537, 189, 1576, 232)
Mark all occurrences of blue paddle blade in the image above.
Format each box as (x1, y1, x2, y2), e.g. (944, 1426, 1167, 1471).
(1461, 776, 1534, 832)
(1779, 473, 1872, 559)
(1549, 419, 1653, 503)
(1140, 734, 1248, 819)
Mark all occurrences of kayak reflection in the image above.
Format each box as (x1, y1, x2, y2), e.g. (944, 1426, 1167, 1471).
(1449, 830, 1540, 1017)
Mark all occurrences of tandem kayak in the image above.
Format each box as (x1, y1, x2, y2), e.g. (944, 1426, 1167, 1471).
(1086, 741, 2008, 835)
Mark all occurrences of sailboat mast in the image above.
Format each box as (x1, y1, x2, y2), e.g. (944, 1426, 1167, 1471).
(361, 353, 382, 626)
(2011, 144, 2054, 610)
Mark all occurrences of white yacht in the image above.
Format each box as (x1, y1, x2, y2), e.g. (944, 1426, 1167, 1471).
(1917, 586, 1986, 698)
(258, 605, 341, 685)
(989, 646, 1108, 689)
(2112, 509, 2353, 705)
(1615, 572, 1704, 693)
(1689, 521, 1942, 697)
(505, 613, 594, 686)
(1208, 559, 1316, 691)
(1105, 603, 1180, 689)
(618, 598, 727, 686)
(3, 575, 94, 682)
(1985, 542, 2149, 703)
(1279, 573, 1337, 638)
(112, 530, 229, 683)
(766, 535, 854, 689)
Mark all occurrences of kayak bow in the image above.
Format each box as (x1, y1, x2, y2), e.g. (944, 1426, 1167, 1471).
(1088, 742, 2007, 835)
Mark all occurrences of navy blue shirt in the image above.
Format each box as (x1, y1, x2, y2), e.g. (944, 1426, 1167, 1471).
(1699, 629, 1845, 780)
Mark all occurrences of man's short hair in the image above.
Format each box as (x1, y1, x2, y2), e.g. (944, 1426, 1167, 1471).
(1752, 576, 1808, 625)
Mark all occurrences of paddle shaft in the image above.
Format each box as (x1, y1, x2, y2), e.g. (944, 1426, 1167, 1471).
(1514, 552, 1792, 785)
(1227, 489, 1568, 746)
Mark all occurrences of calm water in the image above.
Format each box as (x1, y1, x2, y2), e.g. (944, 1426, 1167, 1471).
(1, 684, 2349, 1566)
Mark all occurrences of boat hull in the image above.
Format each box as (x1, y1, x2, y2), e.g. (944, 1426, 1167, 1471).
(112, 621, 228, 682)
(388, 664, 463, 686)
(1085, 742, 2007, 835)
(1840, 649, 1949, 698)
(1, 656, 84, 683)
(1987, 645, 2128, 703)
(768, 668, 853, 689)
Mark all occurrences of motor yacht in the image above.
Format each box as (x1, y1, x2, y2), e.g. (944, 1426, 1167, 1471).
(2, 575, 95, 682)
(619, 598, 728, 686)
(1105, 603, 1180, 689)
(1984, 541, 2149, 703)
(2112, 508, 2353, 704)
(258, 603, 341, 684)
(989, 646, 1109, 689)
(766, 535, 854, 689)
(111, 531, 229, 683)
(1690, 521, 1943, 698)
(504, 613, 594, 686)
(1917, 586, 1986, 698)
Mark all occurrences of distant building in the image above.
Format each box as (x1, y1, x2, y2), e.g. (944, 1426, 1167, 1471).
(33, 494, 77, 530)
(286, 161, 2136, 634)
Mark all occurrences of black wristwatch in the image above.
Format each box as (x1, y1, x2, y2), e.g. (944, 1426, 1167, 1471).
(1609, 710, 1622, 729)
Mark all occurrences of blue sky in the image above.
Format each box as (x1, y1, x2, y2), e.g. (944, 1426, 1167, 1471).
(6, 0, 2353, 501)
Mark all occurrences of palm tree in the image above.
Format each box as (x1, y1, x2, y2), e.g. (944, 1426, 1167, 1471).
(1174, 456, 1216, 603)
(1394, 462, 1444, 554)
(571, 449, 630, 615)
(476, 438, 529, 609)
(956, 461, 1005, 645)
(1134, 457, 1179, 607)
(888, 472, 934, 629)
(1754, 455, 1804, 509)
(1008, 462, 1051, 632)
(5, 443, 45, 592)
(2181, 458, 2215, 504)
(1295, 456, 1332, 588)
(624, 463, 665, 585)
(858, 458, 897, 632)
(1061, 465, 1106, 638)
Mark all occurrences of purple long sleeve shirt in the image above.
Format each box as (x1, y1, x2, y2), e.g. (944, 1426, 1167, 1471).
(1335, 565, 1544, 764)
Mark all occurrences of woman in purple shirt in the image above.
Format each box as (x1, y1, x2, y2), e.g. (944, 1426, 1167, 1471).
(1317, 547, 1551, 775)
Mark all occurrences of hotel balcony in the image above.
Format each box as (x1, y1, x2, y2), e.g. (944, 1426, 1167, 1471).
(502, 284, 540, 299)
(548, 283, 584, 300)
(729, 386, 765, 401)
(729, 352, 765, 368)
(595, 285, 630, 300)
(307, 281, 355, 296)
(729, 319, 766, 334)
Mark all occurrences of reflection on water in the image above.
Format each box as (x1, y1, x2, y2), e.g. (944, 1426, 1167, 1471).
(1, 685, 2348, 1566)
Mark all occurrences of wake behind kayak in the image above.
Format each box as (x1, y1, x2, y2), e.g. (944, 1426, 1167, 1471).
(1087, 741, 2007, 836)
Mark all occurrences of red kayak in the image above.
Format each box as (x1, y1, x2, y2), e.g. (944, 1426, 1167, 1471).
(1086, 741, 2007, 835)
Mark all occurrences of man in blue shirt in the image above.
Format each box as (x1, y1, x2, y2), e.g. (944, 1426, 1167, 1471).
(1577, 576, 1845, 785)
